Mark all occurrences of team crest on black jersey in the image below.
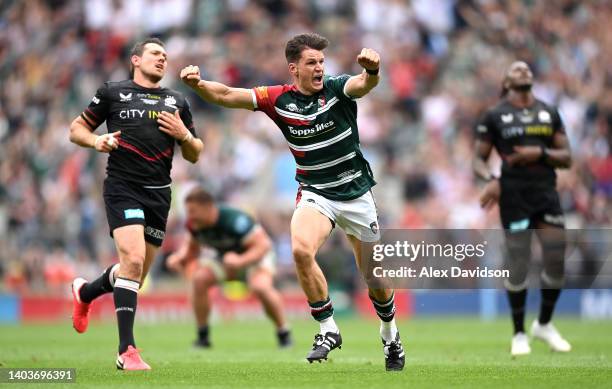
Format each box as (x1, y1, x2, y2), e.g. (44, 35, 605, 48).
(164, 95, 177, 108)
(538, 110, 552, 123)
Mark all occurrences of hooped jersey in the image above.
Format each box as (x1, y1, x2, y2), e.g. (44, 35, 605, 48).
(187, 206, 256, 255)
(251, 75, 376, 201)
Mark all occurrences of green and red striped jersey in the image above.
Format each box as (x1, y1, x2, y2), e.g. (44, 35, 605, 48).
(251, 74, 375, 201)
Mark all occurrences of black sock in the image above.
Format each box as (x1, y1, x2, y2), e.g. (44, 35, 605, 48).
(539, 289, 561, 325)
(198, 326, 209, 342)
(507, 289, 527, 334)
(80, 264, 118, 303)
(114, 277, 140, 354)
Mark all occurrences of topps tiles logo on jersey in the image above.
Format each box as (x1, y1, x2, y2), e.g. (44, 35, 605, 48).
(288, 120, 335, 137)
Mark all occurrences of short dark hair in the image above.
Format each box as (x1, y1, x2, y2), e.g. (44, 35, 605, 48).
(129, 37, 165, 78)
(285, 33, 329, 63)
(185, 187, 214, 205)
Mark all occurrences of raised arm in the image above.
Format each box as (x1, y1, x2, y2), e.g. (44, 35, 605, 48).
(344, 48, 380, 98)
(181, 65, 254, 110)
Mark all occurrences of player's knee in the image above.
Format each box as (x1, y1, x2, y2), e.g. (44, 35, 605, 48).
(120, 252, 144, 277)
(193, 268, 215, 291)
(291, 237, 316, 267)
(249, 276, 272, 297)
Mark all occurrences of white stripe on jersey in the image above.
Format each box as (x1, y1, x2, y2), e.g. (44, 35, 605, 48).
(275, 97, 339, 120)
(311, 171, 363, 189)
(296, 152, 357, 170)
(287, 128, 352, 152)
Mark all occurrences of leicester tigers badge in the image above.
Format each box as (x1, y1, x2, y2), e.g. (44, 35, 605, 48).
(370, 221, 379, 234)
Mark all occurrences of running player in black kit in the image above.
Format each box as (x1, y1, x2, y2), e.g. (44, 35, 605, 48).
(473, 61, 572, 356)
(68, 38, 203, 370)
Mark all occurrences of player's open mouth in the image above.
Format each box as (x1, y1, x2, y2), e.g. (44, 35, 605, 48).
(155, 64, 164, 70)
(313, 75, 323, 85)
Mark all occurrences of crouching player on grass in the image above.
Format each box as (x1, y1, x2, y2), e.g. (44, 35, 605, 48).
(167, 187, 292, 348)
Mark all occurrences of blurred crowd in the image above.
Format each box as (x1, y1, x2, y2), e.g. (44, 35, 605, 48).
(0, 0, 610, 292)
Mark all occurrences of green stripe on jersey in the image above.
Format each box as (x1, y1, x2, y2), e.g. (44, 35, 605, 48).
(276, 74, 375, 200)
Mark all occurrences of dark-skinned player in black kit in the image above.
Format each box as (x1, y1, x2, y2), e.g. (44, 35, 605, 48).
(473, 61, 572, 357)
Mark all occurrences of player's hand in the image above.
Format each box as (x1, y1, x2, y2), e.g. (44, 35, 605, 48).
(158, 110, 191, 142)
(506, 146, 542, 166)
(357, 48, 380, 72)
(180, 65, 201, 88)
(166, 253, 187, 273)
(479, 179, 501, 210)
(93, 131, 121, 153)
(222, 252, 244, 275)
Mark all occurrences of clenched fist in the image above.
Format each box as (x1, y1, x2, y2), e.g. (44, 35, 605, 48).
(180, 65, 201, 88)
(94, 131, 121, 153)
(357, 48, 380, 72)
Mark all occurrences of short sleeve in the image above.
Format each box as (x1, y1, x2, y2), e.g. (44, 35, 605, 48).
(81, 82, 111, 130)
(178, 98, 196, 143)
(551, 108, 565, 135)
(228, 212, 255, 241)
(252, 85, 285, 118)
(474, 110, 495, 143)
(324, 74, 354, 100)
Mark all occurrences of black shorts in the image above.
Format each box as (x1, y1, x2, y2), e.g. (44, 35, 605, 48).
(499, 177, 564, 231)
(103, 177, 171, 246)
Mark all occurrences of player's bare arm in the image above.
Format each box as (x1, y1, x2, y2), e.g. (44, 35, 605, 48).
(156, 110, 203, 163)
(472, 139, 494, 180)
(506, 133, 571, 168)
(344, 48, 380, 98)
(542, 131, 572, 168)
(222, 226, 272, 272)
(69, 115, 121, 153)
(167, 234, 201, 272)
(473, 139, 500, 209)
(180, 65, 254, 110)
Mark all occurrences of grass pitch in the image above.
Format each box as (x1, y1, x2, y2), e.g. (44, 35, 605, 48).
(1, 317, 611, 388)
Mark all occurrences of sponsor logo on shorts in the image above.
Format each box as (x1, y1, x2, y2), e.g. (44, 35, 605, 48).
(509, 218, 530, 231)
(543, 214, 564, 226)
(145, 226, 165, 240)
(370, 221, 379, 234)
(124, 209, 145, 219)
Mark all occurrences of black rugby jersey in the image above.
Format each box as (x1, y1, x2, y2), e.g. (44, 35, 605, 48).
(81, 80, 195, 186)
(475, 99, 565, 183)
